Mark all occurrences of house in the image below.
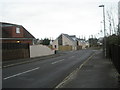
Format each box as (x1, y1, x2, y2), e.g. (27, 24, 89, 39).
(77, 38, 89, 49)
(52, 33, 77, 51)
(1, 22, 35, 44)
(51, 33, 89, 51)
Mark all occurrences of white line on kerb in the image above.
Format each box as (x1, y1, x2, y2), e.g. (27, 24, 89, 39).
(4, 67, 40, 80)
(3, 60, 33, 68)
(51, 59, 65, 64)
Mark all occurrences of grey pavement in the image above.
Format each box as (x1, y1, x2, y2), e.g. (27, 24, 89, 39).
(59, 50, 119, 88)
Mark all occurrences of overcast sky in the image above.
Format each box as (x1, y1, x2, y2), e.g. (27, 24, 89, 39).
(0, 0, 119, 40)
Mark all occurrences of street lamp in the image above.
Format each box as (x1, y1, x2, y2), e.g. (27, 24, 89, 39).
(99, 5, 106, 57)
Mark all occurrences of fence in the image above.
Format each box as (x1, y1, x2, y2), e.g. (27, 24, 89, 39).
(109, 44, 120, 74)
(58, 45, 72, 51)
(77, 46, 82, 50)
(2, 43, 30, 61)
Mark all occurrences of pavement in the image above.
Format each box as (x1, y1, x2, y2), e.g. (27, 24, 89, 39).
(57, 50, 119, 88)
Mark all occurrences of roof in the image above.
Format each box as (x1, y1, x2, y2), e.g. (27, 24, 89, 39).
(52, 33, 77, 44)
(62, 33, 76, 42)
(1, 22, 22, 27)
(22, 26, 35, 38)
(1, 22, 35, 39)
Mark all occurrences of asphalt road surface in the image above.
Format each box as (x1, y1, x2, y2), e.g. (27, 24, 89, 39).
(2, 49, 94, 88)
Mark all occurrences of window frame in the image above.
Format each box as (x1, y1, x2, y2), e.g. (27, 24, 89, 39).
(16, 27, 20, 34)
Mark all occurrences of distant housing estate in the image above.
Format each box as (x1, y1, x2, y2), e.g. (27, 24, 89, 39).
(52, 33, 89, 51)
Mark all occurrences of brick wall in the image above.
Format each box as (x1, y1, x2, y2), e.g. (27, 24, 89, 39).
(2, 26, 24, 38)
(11, 26, 24, 38)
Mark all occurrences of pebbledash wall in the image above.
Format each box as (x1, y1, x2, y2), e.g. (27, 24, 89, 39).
(30, 45, 54, 58)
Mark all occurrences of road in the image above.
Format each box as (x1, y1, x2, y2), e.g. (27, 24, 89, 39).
(3, 49, 94, 88)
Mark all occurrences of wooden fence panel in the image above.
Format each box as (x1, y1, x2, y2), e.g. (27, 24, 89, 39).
(2, 43, 30, 61)
(58, 45, 72, 51)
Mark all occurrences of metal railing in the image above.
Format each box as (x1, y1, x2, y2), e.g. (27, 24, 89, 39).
(109, 44, 120, 74)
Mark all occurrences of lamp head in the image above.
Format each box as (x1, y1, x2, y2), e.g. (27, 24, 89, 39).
(99, 5, 104, 7)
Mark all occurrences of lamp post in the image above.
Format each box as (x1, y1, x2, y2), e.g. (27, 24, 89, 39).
(99, 5, 106, 57)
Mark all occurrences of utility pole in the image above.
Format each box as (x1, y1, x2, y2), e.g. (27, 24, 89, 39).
(99, 5, 106, 57)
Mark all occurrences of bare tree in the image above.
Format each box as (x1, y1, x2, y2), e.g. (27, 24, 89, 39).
(106, 5, 118, 35)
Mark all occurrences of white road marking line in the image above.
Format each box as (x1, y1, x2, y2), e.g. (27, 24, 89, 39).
(51, 59, 65, 64)
(4, 67, 40, 80)
(3, 60, 34, 68)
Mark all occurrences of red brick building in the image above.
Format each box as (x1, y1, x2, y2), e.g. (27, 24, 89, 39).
(1, 22, 35, 44)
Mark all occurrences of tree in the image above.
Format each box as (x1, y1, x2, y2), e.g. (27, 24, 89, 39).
(88, 38, 98, 47)
(106, 5, 118, 35)
(42, 38, 50, 45)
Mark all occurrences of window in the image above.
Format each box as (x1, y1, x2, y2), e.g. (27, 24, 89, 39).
(58, 35, 62, 45)
(16, 27, 20, 33)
